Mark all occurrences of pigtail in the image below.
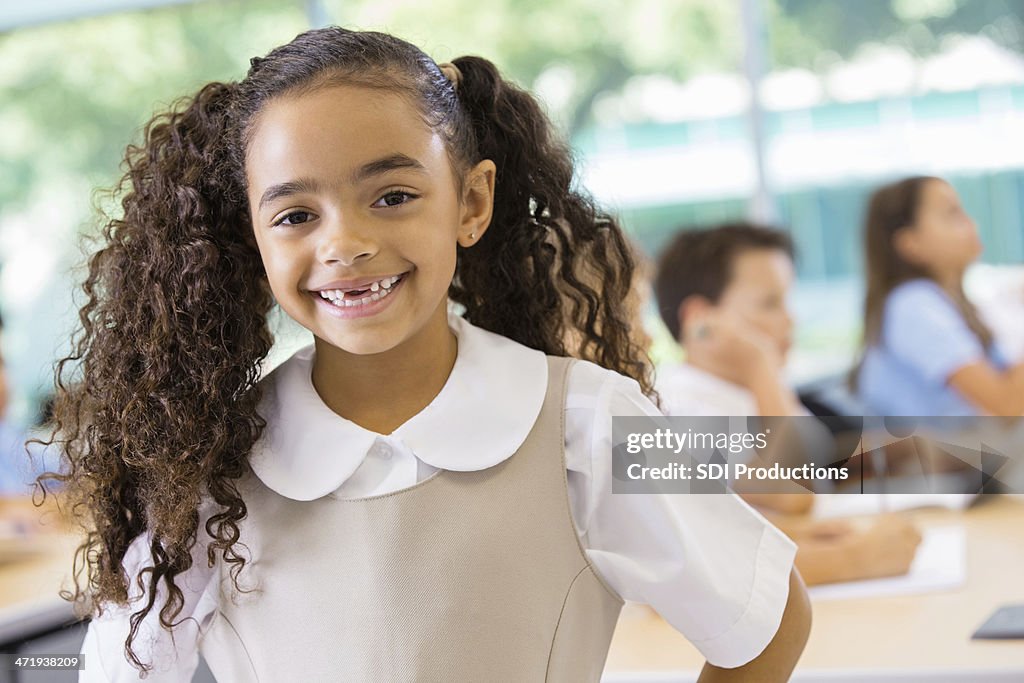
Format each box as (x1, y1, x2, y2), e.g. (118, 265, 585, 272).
(448, 56, 655, 397)
(38, 81, 274, 672)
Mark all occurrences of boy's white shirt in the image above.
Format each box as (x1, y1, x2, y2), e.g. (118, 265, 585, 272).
(81, 313, 795, 681)
(655, 362, 760, 416)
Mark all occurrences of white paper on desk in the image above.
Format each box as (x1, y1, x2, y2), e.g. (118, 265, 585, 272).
(806, 525, 966, 601)
(812, 493, 975, 519)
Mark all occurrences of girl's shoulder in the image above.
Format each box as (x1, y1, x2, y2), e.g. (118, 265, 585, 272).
(888, 278, 951, 307)
(884, 278, 960, 325)
(564, 358, 658, 420)
(565, 357, 642, 395)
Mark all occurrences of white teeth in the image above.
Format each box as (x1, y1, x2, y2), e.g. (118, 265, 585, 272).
(319, 274, 402, 308)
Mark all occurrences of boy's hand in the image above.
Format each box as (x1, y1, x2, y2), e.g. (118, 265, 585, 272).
(687, 310, 781, 387)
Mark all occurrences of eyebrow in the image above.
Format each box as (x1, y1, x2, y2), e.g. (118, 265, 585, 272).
(257, 153, 427, 211)
(258, 177, 324, 211)
(350, 153, 427, 183)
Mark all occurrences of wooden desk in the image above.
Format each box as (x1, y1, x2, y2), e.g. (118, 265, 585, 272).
(605, 495, 1024, 681)
(0, 497, 1022, 678)
(0, 497, 81, 647)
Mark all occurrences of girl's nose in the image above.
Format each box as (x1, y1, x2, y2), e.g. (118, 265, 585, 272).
(316, 218, 378, 266)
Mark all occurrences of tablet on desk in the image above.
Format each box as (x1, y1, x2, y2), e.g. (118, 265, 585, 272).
(973, 604, 1024, 640)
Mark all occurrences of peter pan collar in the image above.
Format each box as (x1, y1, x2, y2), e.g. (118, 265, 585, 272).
(248, 312, 549, 501)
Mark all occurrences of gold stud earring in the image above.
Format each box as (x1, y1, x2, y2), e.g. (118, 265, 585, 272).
(469, 232, 476, 239)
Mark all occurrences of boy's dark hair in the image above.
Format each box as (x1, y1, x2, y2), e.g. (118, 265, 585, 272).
(654, 221, 795, 341)
(42, 26, 650, 673)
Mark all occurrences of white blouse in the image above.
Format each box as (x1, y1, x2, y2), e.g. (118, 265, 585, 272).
(80, 313, 796, 681)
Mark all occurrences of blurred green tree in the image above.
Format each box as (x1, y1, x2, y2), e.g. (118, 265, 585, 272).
(1, 0, 743, 220)
(0, 0, 307, 219)
(2, 0, 1022, 224)
(771, 0, 1024, 67)
(326, 0, 741, 133)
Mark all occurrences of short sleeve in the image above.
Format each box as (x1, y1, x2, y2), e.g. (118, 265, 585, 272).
(565, 361, 798, 669)
(79, 527, 219, 682)
(882, 281, 985, 384)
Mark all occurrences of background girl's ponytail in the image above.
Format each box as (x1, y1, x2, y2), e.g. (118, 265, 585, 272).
(44, 81, 274, 671)
(449, 56, 655, 396)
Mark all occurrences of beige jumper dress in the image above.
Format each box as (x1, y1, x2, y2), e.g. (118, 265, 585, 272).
(200, 356, 624, 682)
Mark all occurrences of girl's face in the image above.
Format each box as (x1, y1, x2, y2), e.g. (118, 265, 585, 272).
(896, 179, 981, 277)
(245, 84, 494, 356)
(714, 248, 795, 359)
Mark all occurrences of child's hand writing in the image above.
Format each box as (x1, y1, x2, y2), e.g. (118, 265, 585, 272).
(792, 513, 923, 586)
(845, 514, 923, 580)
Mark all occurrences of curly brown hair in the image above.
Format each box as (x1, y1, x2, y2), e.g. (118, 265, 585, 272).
(37, 26, 653, 672)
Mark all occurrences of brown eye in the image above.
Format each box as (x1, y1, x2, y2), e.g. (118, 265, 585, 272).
(373, 191, 418, 208)
(275, 211, 314, 226)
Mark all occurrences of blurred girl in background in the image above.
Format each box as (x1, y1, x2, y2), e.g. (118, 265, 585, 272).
(856, 176, 1024, 416)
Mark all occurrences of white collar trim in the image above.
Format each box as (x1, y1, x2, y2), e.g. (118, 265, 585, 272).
(249, 313, 549, 501)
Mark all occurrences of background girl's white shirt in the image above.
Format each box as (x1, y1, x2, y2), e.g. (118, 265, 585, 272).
(80, 314, 796, 681)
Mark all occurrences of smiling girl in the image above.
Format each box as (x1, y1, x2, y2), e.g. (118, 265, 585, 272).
(50, 27, 808, 681)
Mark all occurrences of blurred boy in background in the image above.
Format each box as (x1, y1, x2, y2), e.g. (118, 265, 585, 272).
(652, 222, 921, 585)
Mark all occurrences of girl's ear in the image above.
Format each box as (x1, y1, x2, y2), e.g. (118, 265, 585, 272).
(457, 159, 496, 247)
